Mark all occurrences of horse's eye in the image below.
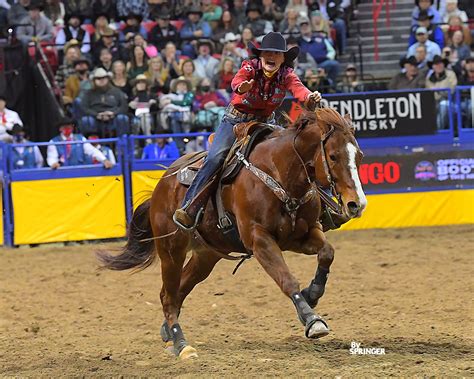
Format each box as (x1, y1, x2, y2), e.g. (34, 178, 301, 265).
(329, 154, 337, 162)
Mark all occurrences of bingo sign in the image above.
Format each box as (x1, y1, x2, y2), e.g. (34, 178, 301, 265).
(360, 150, 474, 192)
(281, 90, 437, 138)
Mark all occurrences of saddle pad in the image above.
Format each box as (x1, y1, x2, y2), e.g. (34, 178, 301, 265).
(178, 166, 200, 187)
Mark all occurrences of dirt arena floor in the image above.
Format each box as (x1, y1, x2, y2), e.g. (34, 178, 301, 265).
(0, 225, 473, 377)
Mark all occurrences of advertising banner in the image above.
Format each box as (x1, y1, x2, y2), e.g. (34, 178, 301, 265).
(281, 90, 438, 138)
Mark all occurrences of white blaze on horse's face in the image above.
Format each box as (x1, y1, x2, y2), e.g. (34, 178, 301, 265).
(346, 142, 367, 217)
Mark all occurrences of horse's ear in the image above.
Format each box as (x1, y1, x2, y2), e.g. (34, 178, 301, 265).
(343, 113, 355, 135)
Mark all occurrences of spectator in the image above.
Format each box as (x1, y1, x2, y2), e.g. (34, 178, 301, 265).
(97, 47, 114, 72)
(193, 40, 220, 80)
(458, 58, 474, 126)
(220, 32, 248, 69)
(91, 0, 117, 23)
(64, 58, 92, 119)
(231, 0, 247, 26)
(85, 134, 117, 165)
(116, 0, 148, 20)
(243, 3, 273, 41)
(407, 26, 441, 62)
(310, 10, 331, 36)
(425, 55, 457, 129)
(80, 68, 130, 137)
(129, 74, 158, 139)
(459, 57, 474, 85)
(214, 10, 238, 51)
(47, 118, 114, 168)
(162, 42, 182, 81)
(7, 0, 29, 26)
(127, 45, 149, 81)
(312, 0, 348, 55)
(8, 124, 44, 169)
(444, 16, 472, 48)
(201, 0, 222, 30)
(180, 5, 212, 59)
(409, 10, 444, 49)
(93, 27, 124, 64)
(411, 0, 441, 26)
(149, 10, 180, 52)
(336, 63, 366, 93)
(388, 56, 426, 90)
(279, 7, 301, 39)
(287, 36, 317, 78)
(446, 30, 470, 74)
(214, 57, 236, 96)
(193, 77, 227, 130)
(287, 0, 309, 18)
(261, 0, 285, 28)
(141, 130, 180, 160)
(43, 0, 65, 26)
(120, 13, 147, 41)
(237, 27, 259, 57)
(413, 44, 429, 70)
(63, 0, 91, 20)
(180, 58, 201, 91)
(0, 1, 8, 32)
(92, 12, 111, 45)
(55, 13, 91, 55)
(160, 77, 194, 154)
(16, 3, 53, 44)
(298, 20, 340, 82)
(55, 40, 81, 91)
(111, 60, 131, 99)
(442, 0, 468, 23)
(146, 56, 171, 95)
(0, 95, 23, 142)
(303, 67, 333, 93)
(132, 33, 158, 59)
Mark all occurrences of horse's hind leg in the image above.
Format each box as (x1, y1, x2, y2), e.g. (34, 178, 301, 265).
(157, 238, 198, 359)
(251, 226, 330, 339)
(301, 226, 335, 309)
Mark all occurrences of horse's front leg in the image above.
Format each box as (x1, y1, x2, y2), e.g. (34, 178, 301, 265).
(251, 225, 330, 339)
(300, 225, 335, 309)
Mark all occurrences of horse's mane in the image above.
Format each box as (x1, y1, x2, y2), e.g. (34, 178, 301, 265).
(290, 108, 351, 133)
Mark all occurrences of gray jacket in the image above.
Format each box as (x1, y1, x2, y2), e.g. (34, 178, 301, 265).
(81, 85, 128, 117)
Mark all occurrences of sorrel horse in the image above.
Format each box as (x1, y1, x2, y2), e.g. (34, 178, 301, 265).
(98, 107, 367, 359)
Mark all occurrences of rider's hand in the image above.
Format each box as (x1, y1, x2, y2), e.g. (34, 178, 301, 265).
(102, 160, 114, 169)
(51, 162, 61, 170)
(309, 91, 322, 103)
(237, 79, 255, 94)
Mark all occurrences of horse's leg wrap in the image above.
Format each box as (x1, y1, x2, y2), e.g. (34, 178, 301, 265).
(170, 323, 188, 356)
(160, 320, 172, 342)
(301, 267, 329, 309)
(291, 292, 329, 338)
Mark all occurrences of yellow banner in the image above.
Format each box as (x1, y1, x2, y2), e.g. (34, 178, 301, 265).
(12, 176, 126, 244)
(131, 170, 165, 209)
(341, 189, 474, 230)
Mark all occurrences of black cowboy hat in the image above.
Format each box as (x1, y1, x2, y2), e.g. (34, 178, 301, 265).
(399, 55, 418, 68)
(246, 3, 262, 15)
(122, 13, 144, 23)
(248, 32, 299, 64)
(93, 12, 111, 24)
(27, 1, 44, 11)
(197, 39, 215, 54)
(154, 8, 171, 20)
(65, 12, 85, 24)
(73, 57, 91, 68)
(414, 10, 434, 21)
(55, 117, 76, 129)
(415, 0, 434, 5)
(7, 124, 24, 135)
(186, 5, 203, 16)
(428, 55, 449, 68)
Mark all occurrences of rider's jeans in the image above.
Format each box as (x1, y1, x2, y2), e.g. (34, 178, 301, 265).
(181, 113, 240, 207)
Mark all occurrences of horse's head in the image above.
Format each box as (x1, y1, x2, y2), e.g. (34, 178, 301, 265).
(311, 108, 367, 219)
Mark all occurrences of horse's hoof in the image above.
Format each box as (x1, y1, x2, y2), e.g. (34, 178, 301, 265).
(306, 319, 330, 339)
(179, 345, 198, 360)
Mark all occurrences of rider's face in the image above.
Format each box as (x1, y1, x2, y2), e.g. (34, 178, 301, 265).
(260, 51, 285, 73)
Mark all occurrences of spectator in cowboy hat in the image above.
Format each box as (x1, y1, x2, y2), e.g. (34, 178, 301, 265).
(0, 94, 23, 143)
(55, 39, 81, 90)
(7, 0, 30, 26)
(16, 2, 54, 44)
(47, 118, 114, 169)
(64, 58, 92, 119)
(85, 134, 117, 165)
(193, 39, 220, 80)
(149, 8, 180, 51)
(411, 0, 441, 26)
(220, 32, 249, 68)
(8, 124, 44, 169)
(180, 5, 212, 58)
(407, 26, 441, 62)
(80, 68, 130, 137)
(388, 56, 426, 90)
(93, 27, 125, 64)
(243, 3, 273, 42)
(425, 55, 457, 129)
(55, 12, 91, 54)
(409, 9, 444, 49)
(120, 13, 147, 41)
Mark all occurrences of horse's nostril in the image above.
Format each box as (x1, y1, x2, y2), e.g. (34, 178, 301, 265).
(347, 201, 360, 215)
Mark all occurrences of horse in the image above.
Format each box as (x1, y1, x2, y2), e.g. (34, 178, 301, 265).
(97, 107, 367, 359)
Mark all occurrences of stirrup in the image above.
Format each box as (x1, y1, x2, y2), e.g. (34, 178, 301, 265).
(173, 207, 204, 231)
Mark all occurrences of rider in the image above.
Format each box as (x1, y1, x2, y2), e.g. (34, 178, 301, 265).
(174, 31, 322, 229)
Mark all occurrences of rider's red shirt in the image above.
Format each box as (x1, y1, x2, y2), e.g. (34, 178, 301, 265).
(231, 59, 312, 117)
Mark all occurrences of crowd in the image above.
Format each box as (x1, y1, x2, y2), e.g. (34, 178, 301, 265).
(0, 0, 472, 169)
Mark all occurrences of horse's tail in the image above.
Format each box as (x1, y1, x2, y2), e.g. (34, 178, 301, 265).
(97, 199, 156, 271)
